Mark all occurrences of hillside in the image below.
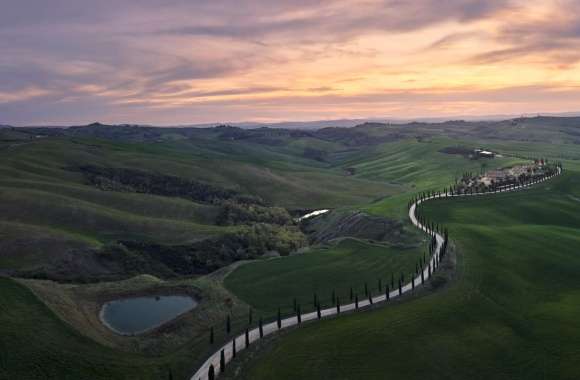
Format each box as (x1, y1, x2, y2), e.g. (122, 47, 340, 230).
(1, 118, 580, 379)
(230, 162, 580, 380)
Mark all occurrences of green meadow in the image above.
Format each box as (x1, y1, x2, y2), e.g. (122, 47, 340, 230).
(225, 238, 425, 317)
(2, 122, 579, 379)
(236, 169, 580, 380)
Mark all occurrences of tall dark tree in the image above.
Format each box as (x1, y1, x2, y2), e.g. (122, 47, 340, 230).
(232, 337, 237, 358)
(208, 365, 215, 380)
(355, 294, 359, 309)
(386, 285, 390, 300)
(297, 305, 302, 324)
(317, 303, 321, 319)
(277, 308, 282, 329)
(220, 349, 225, 373)
(336, 297, 341, 314)
(259, 317, 264, 338)
(245, 328, 250, 347)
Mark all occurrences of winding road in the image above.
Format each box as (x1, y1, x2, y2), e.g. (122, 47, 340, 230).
(190, 166, 562, 380)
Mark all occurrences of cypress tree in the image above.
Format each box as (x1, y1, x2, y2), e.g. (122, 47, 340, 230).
(208, 365, 215, 380)
(245, 328, 249, 347)
(368, 290, 373, 305)
(412, 276, 415, 290)
(386, 285, 390, 300)
(355, 294, 359, 309)
(336, 297, 341, 314)
(220, 350, 225, 373)
(232, 337, 236, 358)
(317, 303, 321, 319)
(297, 305, 302, 324)
(259, 317, 263, 338)
(398, 279, 402, 295)
(277, 308, 282, 329)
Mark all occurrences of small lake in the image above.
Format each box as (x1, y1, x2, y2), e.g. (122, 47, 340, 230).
(100, 295, 197, 335)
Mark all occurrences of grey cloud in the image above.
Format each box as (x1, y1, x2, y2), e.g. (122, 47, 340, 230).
(160, 0, 513, 42)
(466, 0, 580, 64)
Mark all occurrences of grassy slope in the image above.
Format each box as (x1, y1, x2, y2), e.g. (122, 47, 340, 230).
(344, 138, 525, 219)
(0, 136, 397, 271)
(224, 239, 425, 317)
(0, 278, 163, 380)
(2, 132, 574, 379)
(237, 169, 580, 380)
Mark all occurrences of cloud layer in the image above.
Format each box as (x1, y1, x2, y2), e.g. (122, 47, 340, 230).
(1, 0, 580, 125)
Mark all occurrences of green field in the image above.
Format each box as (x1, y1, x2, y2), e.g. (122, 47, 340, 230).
(2, 121, 580, 379)
(225, 238, 425, 316)
(235, 169, 580, 379)
(0, 278, 163, 380)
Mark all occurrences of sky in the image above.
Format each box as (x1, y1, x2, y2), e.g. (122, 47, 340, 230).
(1, 0, 580, 125)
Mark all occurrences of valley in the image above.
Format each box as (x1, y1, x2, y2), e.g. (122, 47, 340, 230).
(1, 118, 580, 379)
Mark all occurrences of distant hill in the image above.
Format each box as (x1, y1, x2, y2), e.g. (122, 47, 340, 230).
(5, 116, 580, 145)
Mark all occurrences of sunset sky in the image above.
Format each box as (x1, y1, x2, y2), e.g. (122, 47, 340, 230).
(2, 0, 580, 125)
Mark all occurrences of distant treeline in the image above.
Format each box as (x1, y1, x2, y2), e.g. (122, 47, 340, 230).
(113, 224, 307, 276)
(68, 165, 263, 205)
(216, 201, 293, 226)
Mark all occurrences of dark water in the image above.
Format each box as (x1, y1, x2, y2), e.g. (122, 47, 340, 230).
(101, 295, 197, 335)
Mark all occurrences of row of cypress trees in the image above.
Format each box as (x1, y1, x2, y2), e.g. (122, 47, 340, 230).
(197, 162, 570, 379)
(189, 162, 562, 379)
(204, 234, 450, 379)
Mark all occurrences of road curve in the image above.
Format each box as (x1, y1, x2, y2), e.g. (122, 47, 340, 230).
(190, 166, 562, 380)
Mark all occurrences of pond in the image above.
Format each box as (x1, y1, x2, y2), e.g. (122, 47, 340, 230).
(100, 295, 198, 335)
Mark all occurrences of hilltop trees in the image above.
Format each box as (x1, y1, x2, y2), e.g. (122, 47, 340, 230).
(216, 201, 293, 226)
